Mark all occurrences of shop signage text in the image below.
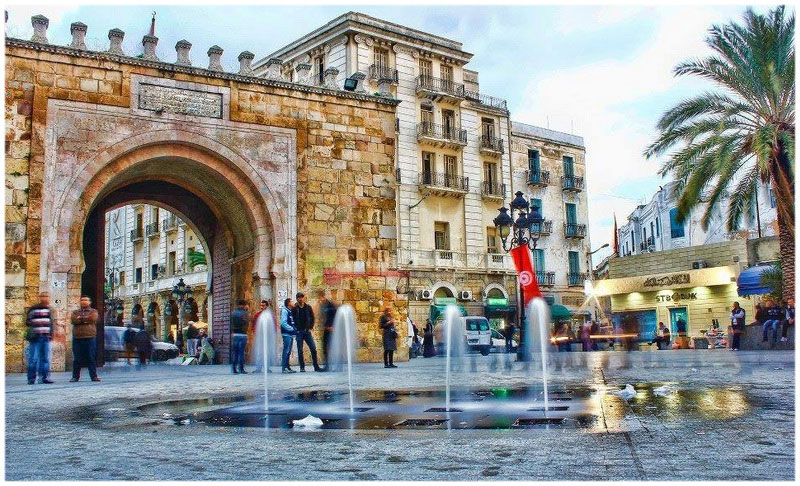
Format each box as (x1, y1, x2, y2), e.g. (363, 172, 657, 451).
(655, 292, 697, 302)
(644, 273, 690, 288)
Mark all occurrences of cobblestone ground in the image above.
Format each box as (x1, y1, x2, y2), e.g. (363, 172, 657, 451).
(5, 350, 794, 481)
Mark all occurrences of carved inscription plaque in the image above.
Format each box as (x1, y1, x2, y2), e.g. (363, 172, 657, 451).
(138, 84, 222, 118)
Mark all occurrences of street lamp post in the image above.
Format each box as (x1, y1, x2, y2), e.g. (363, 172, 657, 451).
(171, 278, 192, 349)
(493, 191, 543, 361)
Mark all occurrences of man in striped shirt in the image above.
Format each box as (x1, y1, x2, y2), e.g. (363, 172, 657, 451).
(25, 291, 54, 385)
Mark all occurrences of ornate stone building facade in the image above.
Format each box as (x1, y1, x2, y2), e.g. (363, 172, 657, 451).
(5, 15, 401, 371)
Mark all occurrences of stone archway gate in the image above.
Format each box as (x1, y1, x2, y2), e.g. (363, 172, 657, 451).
(5, 20, 402, 371)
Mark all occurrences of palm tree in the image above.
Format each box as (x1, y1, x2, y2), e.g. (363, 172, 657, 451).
(187, 249, 207, 270)
(645, 6, 794, 300)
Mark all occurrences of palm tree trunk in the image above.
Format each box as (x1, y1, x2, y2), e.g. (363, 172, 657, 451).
(778, 218, 795, 301)
(772, 145, 795, 301)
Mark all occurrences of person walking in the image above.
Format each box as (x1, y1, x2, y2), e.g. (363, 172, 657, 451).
(25, 291, 55, 385)
(292, 292, 323, 372)
(317, 290, 338, 367)
(70, 295, 100, 382)
(379, 306, 398, 368)
(730, 302, 745, 350)
(134, 326, 153, 369)
(504, 321, 517, 354)
(762, 298, 783, 344)
(123, 324, 138, 366)
(186, 321, 200, 358)
(280, 298, 297, 373)
(581, 320, 593, 352)
(231, 299, 249, 374)
(781, 297, 794, 342)
(422, 318, 436, 358)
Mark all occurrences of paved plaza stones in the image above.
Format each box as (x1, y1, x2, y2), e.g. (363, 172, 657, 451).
(5, 350, 794, 481)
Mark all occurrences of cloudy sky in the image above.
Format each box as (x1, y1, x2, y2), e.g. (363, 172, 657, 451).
(6, 4, 779, 265)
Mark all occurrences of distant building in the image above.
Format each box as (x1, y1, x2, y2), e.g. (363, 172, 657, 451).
(617, 180, 777, 258)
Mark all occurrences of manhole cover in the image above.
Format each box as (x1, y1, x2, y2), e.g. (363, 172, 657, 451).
(424, 407, 464, 413)
(393, 418, 449, 427)
(513, 418, 566, 427)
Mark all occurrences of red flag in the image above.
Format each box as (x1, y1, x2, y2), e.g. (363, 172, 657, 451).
(510, 245, 542, 305)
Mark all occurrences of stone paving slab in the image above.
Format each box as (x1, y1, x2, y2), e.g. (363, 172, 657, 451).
(5, 350, 795, 481)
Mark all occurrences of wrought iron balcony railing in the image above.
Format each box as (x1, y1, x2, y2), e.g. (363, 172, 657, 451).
(481, 181, 506, 198)
(415, 75, 465, 98)
(162, 216, 178, 232)
(568, 272, 588, 287)
(564, 223, 587, 238)
(369, 64, 399, 83)
(536, 271, 555, 286)
(527, 170, 550, 186)
(479, 135, 505, 154)
(421, 170, 469, 192)
(465, 90, 508, 111)
(130, 228, 144, 242)
(531, 220, 553, 235)
(416, 122, 468, 145)
(562, 175, 585, 192)
(145, 222, 159, 238)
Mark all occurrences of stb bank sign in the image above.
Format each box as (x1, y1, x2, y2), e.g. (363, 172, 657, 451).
(655, 292, 697, 303)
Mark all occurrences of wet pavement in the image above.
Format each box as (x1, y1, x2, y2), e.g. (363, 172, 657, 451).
(5, 350, 795, 480)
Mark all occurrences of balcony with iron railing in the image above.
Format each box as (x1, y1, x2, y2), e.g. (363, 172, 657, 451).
(145, 222, 159, 238)
(130, 227, 144, 242)
(479, 135, 505, 155)
(481, 180, 506, 200)
(419, 170, 469, 197)
(369, 64, 398, 83)
(527, 170, 550, 187)
(536, 271, 556, 287)
(564, 223, 587, 239)
(162, 216, 178, 232)
(396, 247, 515, 272)
(531, 220, 553, 236)
(465, 90, 509, 112)
(415, 75, 465, 101)
(416, 122, 468, 148)
(561, 175, 585, 192)
(568, 272, 588, 287)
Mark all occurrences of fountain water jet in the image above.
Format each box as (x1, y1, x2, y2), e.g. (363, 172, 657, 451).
(443, 305, 466, 412)
(525, 298, 551, 417)
(254, 310, 278, 412)
(329, 304, 358, 414)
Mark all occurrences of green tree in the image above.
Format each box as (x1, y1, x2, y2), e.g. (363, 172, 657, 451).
(187, 249, 207, 269)
(645, 6, 795, 300)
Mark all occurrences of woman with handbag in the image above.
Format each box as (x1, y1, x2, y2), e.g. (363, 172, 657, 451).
(379, 306, 398, 368)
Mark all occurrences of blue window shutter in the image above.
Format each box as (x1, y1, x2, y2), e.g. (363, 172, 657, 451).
(565, 203, 576, 224)
(669, 208, 685, 238)
(568, 251, 579, 274)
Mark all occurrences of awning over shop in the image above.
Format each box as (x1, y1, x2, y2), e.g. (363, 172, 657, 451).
(429, 304, 467, 323)
(737, 264, 774, 296)
(550, 304, 572, 321)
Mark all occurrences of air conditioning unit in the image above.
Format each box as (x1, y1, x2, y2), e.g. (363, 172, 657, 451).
(418, 289, 433, 300)
(458, 290, 473, 301)
(691, 260, 707, 270)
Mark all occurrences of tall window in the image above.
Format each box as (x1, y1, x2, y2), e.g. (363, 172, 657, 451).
(118, 271, 125, 286)
(168, 251, 177, 276)
(434, 222, 450, 251)
(565, 203, 577, 225)
(533, 249, 545, 273)
(420, 105, 433, 128)
(483, 162, 497, 187)
(481, 118, 494, 139)
(135, 213, 143, 234)
(630, 232, 635, 250)
(655, 216, 661, 236)
(151, 263, 158, 280)
(419, 59, 432, 78)
(315, 55, 324, 85)
(528, 149, 540, 174)
(649, 222, 655, 243)
(443, 155, 456, 182)
(422, 152, 435, 183)
(563, 155, 575, 178)
(135, 267, 142, 283)
(440, 64, 453, 82)
(442, 109, 455, 136)
(642, 228, 647, 245)
(150, 207, 159, 223)
(486, 227, 498, 254)
(568, 251, 580, 274)
(669, 208, 685, 238)
(374, 47, 388, 68)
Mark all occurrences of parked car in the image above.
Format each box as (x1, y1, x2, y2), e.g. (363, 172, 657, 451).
(490, 329, 518, 353)
(103, 326, 180, 362)
(463, 316, 492, 356)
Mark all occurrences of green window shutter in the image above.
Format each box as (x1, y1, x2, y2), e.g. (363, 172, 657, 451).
(563, 156, 574, 178)
(528, 150, 540, 174)
(565, 203, 577, 225)
(533, 249, 545, 272)
(669, 208, 685, 238)
(568, 251, 580, 274)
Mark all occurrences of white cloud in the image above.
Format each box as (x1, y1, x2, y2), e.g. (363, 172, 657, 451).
(5, 5, 78, 40)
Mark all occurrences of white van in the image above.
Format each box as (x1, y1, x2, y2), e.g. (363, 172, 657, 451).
(462, 316, 492, 356)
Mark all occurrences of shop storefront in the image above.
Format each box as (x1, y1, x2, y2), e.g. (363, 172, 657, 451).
(484, 297, 516, 331)
(593, 265, 754, 340)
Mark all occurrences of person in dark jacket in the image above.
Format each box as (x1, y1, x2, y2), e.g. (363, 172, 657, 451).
(504, 321, 517, 354)
(317, 289, 338, 367)
(729, 302, 745, 350)
(230, 299, 249, 374)
(186, 321, 200, 358)
(422, 319, 436, 358)
(70, 296, 100, 382)
(292, 292, 323, 372)
(134, 327, 153, 368)
(25, 291, 55, 384)
(280, 298, 297, 373)
(123, 324, 138, 365)
(762, 298, 783, 343)
(379, 307, 398, 368)
(781, 297, 794, 342)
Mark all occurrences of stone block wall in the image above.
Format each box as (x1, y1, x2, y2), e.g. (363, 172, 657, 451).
(5, 35, 402, 370)
(609, 240, 749, 279)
